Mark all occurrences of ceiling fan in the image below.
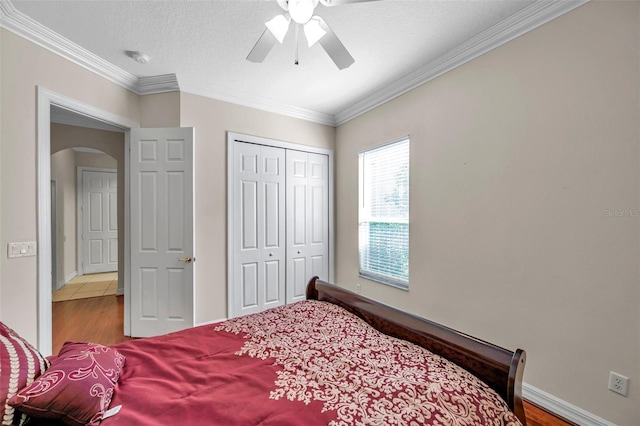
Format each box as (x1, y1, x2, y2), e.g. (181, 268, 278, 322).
(247, 0, 378, 70)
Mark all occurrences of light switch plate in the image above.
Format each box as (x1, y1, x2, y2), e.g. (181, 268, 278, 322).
(7, 242, 37, 258)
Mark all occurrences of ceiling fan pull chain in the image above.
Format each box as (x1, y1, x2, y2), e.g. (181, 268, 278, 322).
(294, 24, 300, 65)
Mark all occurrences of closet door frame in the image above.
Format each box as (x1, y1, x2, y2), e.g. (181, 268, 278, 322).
(227, 132, 334, 319)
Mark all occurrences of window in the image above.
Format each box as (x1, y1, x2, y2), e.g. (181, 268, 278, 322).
(359, 138, 409, 289)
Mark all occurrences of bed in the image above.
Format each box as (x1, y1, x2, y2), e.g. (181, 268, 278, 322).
(3, 277, 526, 426)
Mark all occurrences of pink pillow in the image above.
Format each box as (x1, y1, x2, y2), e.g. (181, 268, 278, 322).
(9, 342, 125, 426)
(0, 321, 50, 426)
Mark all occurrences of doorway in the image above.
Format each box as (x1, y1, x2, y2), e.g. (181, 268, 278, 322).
(38, 88, 196, 354)
(49, 136, 123, 352)
(37, 87, 138, 355)
(50, 147, 120, 307)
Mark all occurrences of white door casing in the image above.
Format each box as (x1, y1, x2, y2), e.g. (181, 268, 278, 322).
(286, 150, 329, 304)
(80, 170, 118, 274)
(232, 142, 286, 317)
(130, 127, 195, 337)
(51, 180, 58, 290)
(37, 87, 139, 355)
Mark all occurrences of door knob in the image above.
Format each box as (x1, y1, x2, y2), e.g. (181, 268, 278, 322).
(179, 257, 192, 263)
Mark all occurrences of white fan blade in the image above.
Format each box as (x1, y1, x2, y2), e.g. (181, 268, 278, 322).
(246, 29, 278, 63)
(276, 0, 289, 11)
(319, 0, 381, 6)
(303, 17, 326, 47)
(315, 16, 354, 70)
(266, 13, 292, 43)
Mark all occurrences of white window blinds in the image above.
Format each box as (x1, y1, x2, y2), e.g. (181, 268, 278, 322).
(358, 138, 409, 288)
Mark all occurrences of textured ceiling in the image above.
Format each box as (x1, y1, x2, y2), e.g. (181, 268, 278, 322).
(12, 0, 535, 120)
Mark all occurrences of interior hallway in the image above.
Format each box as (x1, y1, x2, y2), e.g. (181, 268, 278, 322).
(52, 272, 118, 302)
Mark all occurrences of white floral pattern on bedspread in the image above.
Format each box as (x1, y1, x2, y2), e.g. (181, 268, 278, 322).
(215, 300, 521, 426)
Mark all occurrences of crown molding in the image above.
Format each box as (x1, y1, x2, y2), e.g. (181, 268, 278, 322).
(138, 74, 180, 95)
(2, 0, 588, 127)
(0, 0, 139, 91)
(180, 83, 336, 127)
(334, 0, 590, 126)
(0, 0, 179, 96)
(0, 0, 329, 124)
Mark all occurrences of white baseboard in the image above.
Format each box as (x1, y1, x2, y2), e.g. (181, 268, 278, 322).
(195, 318, 228, 327)
(64, 271, 77, 283)
(523, 383, 615, 426)
(57, 271, 78, 289)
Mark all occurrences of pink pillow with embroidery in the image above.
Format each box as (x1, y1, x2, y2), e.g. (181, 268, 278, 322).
(0, 322, 50, 426)
(9, 342, 125, 426)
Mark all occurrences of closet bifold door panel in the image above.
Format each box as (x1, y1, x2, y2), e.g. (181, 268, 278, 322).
(286, 150, 329, 304)
(232, 142, 286, 317)
(229, 136, 330, 318)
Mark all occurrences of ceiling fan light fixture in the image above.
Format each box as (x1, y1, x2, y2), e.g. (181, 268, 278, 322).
(248, 0, 354, 69)
(266, 14, 291, 43)
(304, 17, 326, 47)
(288, 0, 316, 24)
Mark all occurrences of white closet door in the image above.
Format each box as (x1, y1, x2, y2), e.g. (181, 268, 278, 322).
(232, 142, 286, 317)
(82, 170, 118, 274)
(286, 150, 329, 304)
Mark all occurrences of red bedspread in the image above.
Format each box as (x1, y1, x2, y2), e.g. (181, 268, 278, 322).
(103, 300, 521, 425)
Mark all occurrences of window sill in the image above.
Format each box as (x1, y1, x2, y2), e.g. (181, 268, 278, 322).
(359, 273, 409, 291)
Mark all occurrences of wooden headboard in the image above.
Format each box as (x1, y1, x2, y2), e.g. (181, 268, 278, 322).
(306, 276, 526, 425)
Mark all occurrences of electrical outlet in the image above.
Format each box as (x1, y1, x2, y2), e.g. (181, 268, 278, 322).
(608, 371, 629, 396)
(356, 283, 362, 293)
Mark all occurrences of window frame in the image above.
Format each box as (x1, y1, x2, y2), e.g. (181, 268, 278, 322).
(358, 136, 410, 290)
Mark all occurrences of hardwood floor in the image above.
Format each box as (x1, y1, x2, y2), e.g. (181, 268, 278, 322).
(524, 401, 575, 426)
(53, 295, 572, 426)
(52, 295, 133, 355)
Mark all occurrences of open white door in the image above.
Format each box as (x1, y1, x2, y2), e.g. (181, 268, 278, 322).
(130, 127, 194, 337)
